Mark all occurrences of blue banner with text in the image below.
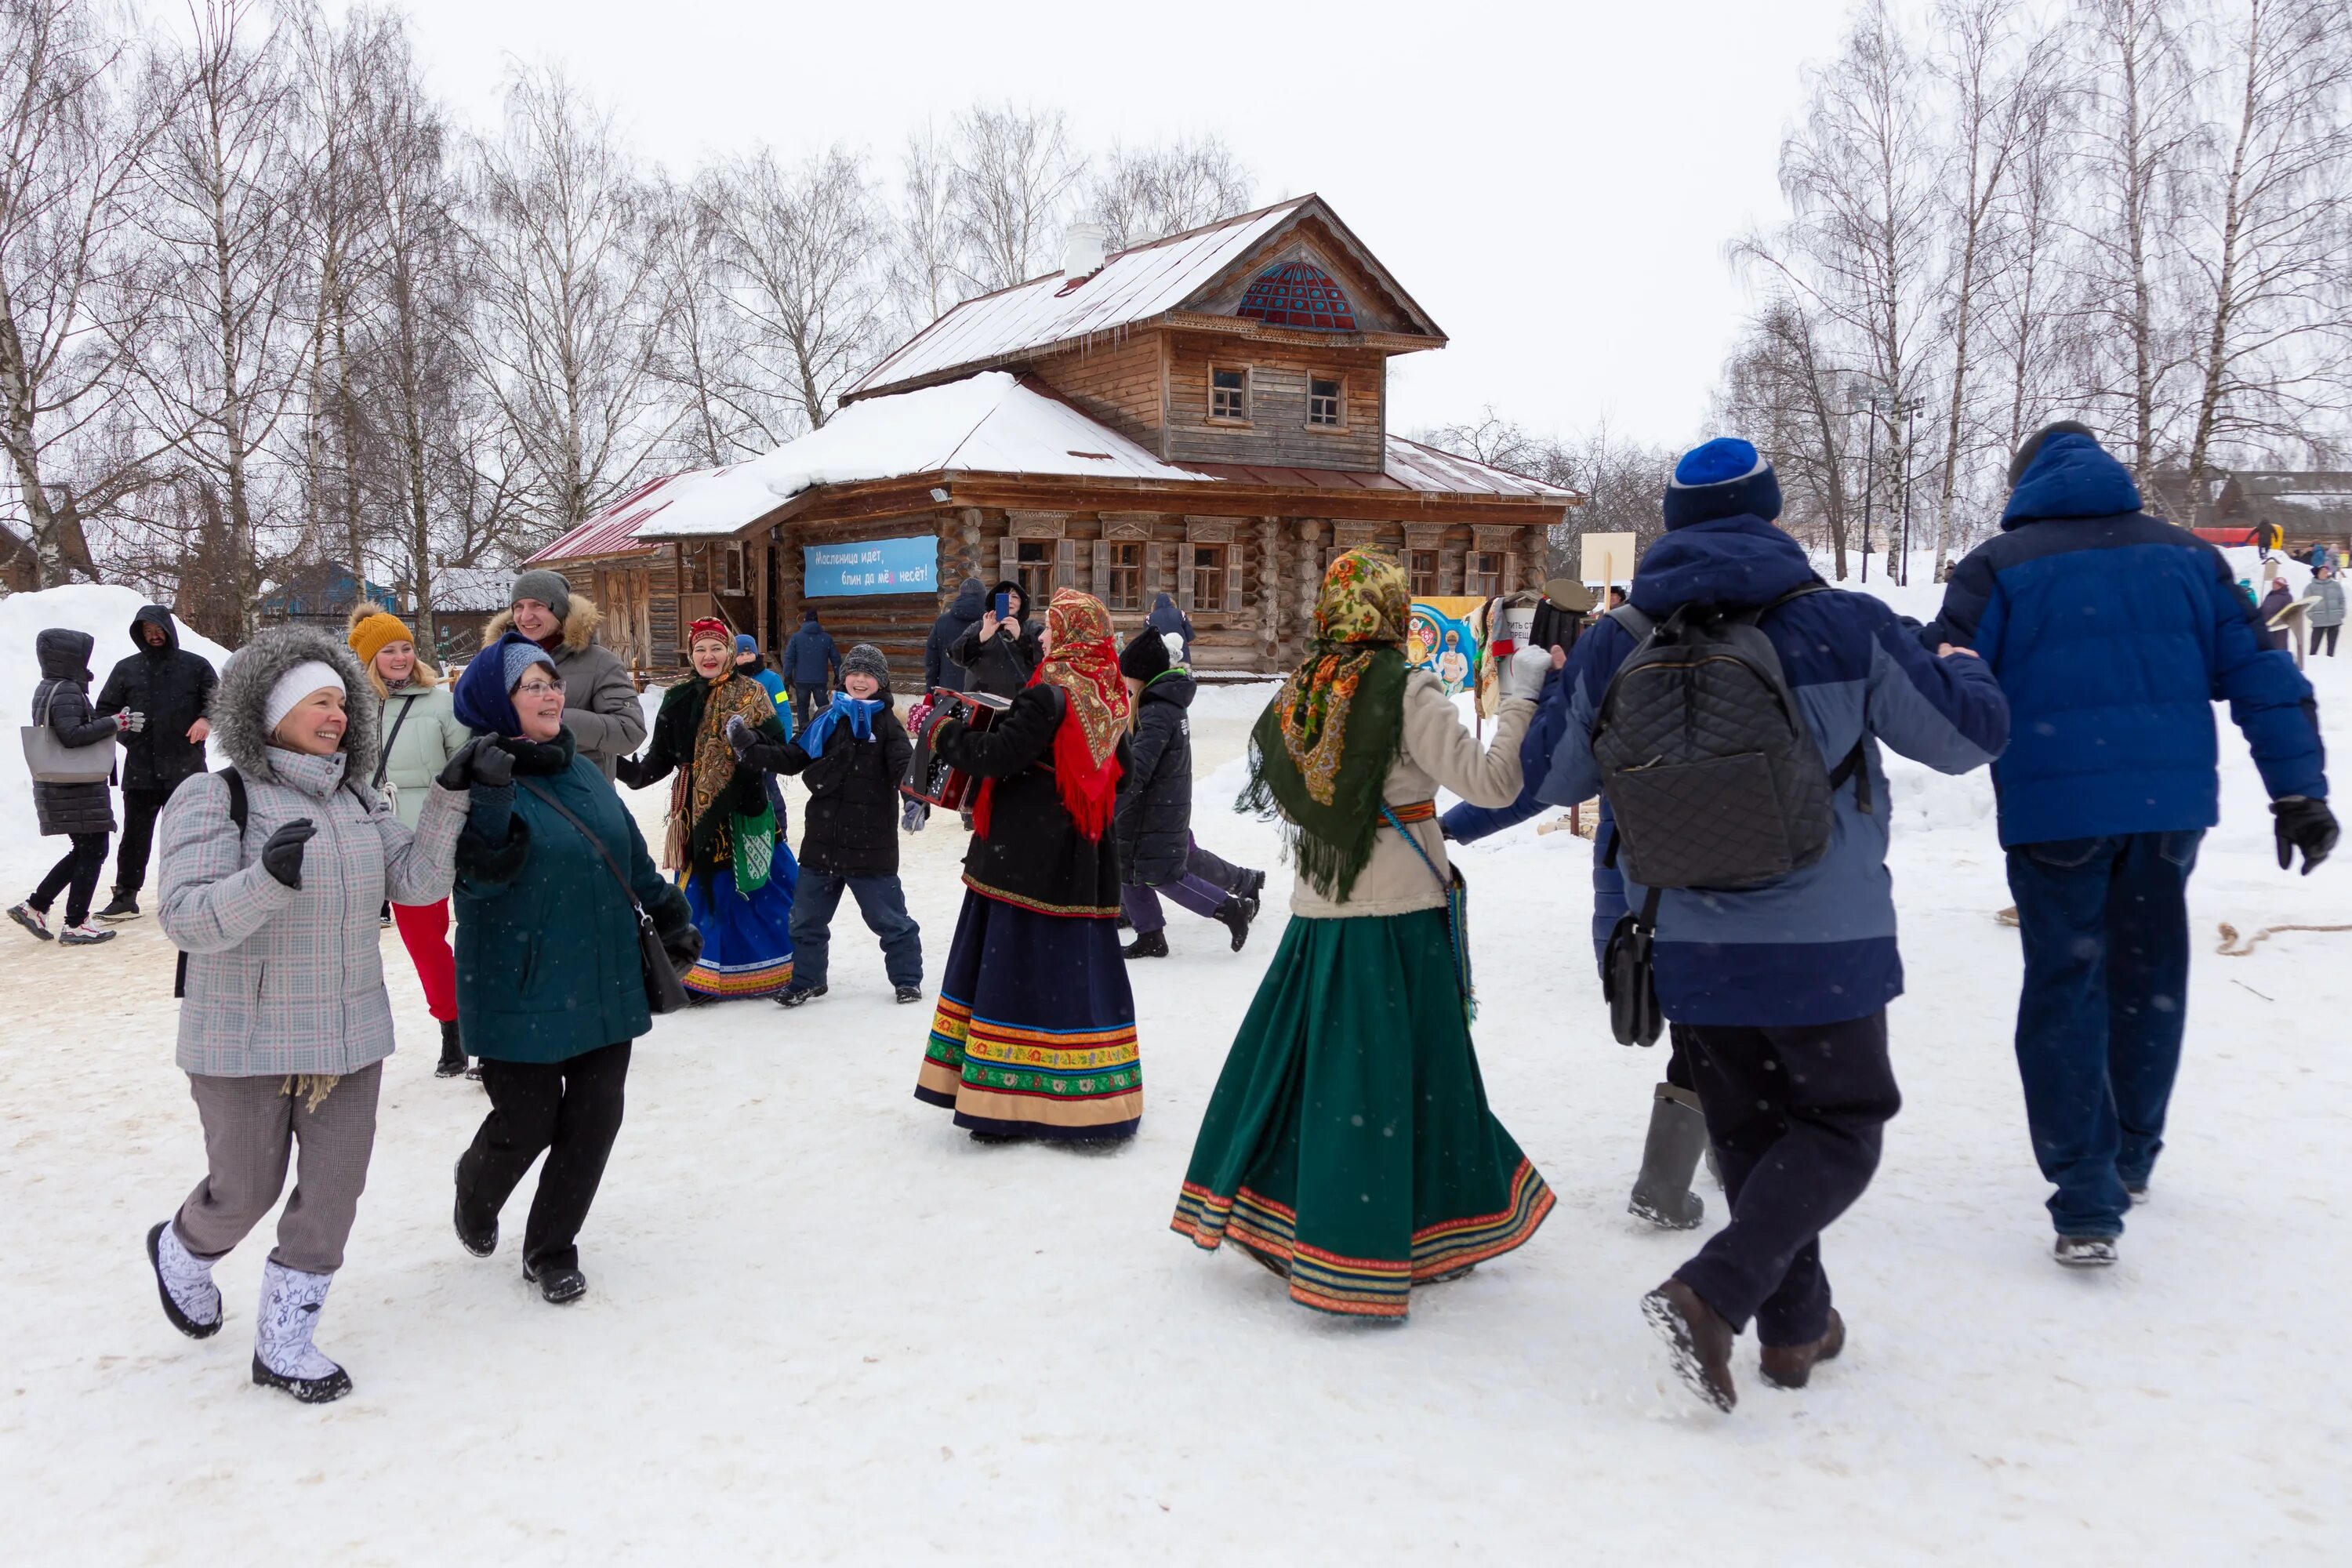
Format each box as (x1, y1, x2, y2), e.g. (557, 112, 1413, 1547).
(803, 535, 938, 597)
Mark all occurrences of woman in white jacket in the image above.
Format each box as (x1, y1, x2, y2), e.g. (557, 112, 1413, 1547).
(349, 607, 474, 1076)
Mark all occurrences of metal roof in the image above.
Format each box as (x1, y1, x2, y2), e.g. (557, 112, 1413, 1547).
(530, 473, 695, 563)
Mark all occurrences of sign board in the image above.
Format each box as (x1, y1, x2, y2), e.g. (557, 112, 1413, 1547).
(1578, 531, 1639, 589)
(803, 535, 938, 597)
(1408, 597, 1486, 695)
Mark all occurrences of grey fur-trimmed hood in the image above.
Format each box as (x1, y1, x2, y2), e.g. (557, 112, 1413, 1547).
(209, 624, 379, 786)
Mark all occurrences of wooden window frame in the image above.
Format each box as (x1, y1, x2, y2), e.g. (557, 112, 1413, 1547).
(720, 541, 746, 594)
(1408, 548, 1440, 597)
(1105, 540, 1143, 612)
(1189, 542, 1231, 612)
(1306, 372, 1348, 432)
(1208, 364, 1252, 426)
(1468, 551, 1504, 597)
(1014, 538, 1054, 612)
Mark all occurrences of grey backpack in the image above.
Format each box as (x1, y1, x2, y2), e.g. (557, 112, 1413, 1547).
(1593, 582, 1868, 894)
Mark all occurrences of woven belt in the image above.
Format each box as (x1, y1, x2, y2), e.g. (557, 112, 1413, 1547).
(1381, 800, 1437, 826)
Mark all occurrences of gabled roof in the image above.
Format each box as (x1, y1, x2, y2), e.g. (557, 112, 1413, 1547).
(844, 194, 1444, 404)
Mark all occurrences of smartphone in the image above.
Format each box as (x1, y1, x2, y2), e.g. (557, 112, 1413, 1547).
(993, 591, 1011, 619)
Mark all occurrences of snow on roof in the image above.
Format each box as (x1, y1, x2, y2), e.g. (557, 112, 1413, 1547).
(426, 564, 519, 612)
(533, 373, 1214, 557)
(1385, 437, 1576, 500)
(845, 199, 1313, 400)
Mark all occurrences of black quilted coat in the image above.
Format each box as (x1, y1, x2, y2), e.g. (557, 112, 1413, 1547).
(1112, 671, 1194, 887)
(743, 702, 914, 878)
(93, 604, 216, 793)
(28, 629, 119, 836)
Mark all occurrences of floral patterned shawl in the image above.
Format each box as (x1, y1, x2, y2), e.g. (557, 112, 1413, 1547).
(980, 588, 1130, 842)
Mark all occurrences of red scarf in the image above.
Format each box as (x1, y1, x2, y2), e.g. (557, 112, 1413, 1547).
(974, 589, 1129, 842)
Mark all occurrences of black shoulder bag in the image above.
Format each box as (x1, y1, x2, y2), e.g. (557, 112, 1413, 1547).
(515, 778, 691, 1014)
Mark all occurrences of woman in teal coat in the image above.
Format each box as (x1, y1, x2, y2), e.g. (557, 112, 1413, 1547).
(448, 632, 699, 1305)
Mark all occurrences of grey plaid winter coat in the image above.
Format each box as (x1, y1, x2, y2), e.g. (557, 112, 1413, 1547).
(158, 626, 465, 1077)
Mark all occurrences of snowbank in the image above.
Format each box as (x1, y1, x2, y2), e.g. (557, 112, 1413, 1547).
(0, 586, 234, 886)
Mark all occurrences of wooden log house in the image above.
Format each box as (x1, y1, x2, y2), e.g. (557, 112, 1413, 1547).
(528, 195, 1577, 678)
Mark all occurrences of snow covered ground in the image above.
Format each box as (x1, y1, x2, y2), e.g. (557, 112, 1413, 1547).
(2, 582, 2346, 1563)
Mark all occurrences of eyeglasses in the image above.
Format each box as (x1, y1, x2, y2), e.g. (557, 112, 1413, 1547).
(514, 679, 564, 697)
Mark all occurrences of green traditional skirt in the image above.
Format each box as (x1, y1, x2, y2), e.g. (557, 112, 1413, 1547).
(1171, 907, 1553, 1319)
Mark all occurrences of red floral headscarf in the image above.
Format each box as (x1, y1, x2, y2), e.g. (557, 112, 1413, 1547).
(976, 588, 1131, 842)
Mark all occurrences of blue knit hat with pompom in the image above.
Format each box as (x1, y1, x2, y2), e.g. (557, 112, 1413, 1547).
(1664, 437, 1782, 530)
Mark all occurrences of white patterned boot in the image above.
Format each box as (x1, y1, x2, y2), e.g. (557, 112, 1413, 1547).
(145, 1221, 223, 1338)
(251, 1260, 351, 1403)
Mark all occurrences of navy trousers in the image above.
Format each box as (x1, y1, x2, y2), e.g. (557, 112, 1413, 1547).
(1673, 1011, 1900, 1346)
(2005, 830, 2200, 1239)
(789, 867, 922, 989)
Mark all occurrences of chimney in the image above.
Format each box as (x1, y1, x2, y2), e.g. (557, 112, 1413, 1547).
(1061, 222, 1107, 281)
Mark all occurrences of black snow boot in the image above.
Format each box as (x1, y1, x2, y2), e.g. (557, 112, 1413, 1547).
(522, 1257, 586, 1305)
(1628, 1083, 1708, 1230)
(435, 1019, 467, 1079)
(775, 982, 829, 1008)
(1122, 928, 1170, 960)
(1214, 895, 1255, 953)
(96, 891, 140, 922)
(1237, 868, 1266, 916)
(895, 984, 924, 1004)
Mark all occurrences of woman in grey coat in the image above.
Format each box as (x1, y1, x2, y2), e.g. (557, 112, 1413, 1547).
(9, 629, 130, 946)
(143, 626, 496, 1403)
(2308, 564, 2345, 658)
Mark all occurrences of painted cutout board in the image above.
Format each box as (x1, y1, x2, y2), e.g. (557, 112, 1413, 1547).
(1408, 597, 1487, 694)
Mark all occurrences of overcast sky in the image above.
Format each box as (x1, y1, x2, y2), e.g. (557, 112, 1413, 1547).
(365, 0, 1862, 450)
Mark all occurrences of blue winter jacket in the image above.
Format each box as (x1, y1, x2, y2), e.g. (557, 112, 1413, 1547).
(781, 621, 841, 686)
(1537, 514, 2010, 1027)
(1924, 432, 2324, 847)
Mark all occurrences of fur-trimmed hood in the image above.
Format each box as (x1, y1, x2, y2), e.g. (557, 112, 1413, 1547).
(482, 593, 601, 653)
(210, 624, 379, 786)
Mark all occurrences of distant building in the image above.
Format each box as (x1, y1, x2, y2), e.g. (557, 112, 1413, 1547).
(415, 564, 516, 662)
(2206, 471, 2352, 556)
(527, 195, 1577, 676)
(257, 564, 398, 629)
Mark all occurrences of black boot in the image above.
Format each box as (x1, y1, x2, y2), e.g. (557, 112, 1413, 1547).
(1121, 928, 1170, 959)
(1214, 895, 1255, 953)
(96, 890, 140, 922)
(435, 1019, 468, 1079)
(1628, 1083, 1708, 1230)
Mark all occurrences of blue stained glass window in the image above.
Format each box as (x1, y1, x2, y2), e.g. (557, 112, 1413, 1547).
(1235, 262, 1358, 330)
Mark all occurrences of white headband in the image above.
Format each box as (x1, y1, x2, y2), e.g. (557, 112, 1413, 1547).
(265, 660, 347, 735)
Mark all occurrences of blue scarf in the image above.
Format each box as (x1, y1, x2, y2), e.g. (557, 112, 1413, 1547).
(798, 696, 879, 759)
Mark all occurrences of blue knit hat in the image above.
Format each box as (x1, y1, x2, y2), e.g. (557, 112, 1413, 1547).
(735, 633, 757, 655)
(1664, 437, 1782, 530)
(454, 630, 557, 736)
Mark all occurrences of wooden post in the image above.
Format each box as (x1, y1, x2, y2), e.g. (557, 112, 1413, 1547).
(1258, 516, 1281, 665)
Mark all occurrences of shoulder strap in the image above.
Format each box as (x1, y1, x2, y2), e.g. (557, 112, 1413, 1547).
(177, 767, 247, 1001)
(372, 693, 416, 790)
(1605, 604, 1655, 641)
(516, 776, 648, 917)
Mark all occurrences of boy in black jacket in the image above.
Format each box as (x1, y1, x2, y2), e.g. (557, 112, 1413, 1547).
(733, 644, 923, 1007)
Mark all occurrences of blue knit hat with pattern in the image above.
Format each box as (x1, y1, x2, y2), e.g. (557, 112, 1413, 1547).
(1664, 437, 1782, 530)
(454, 630, 557, 735)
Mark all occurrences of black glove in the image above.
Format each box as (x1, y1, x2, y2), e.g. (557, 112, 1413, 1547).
(260, 819, 317, 889)
(615, 753, 644, 788)
(2273, 796, 2339, 875)
(469, 739, 516, 789)
(437, 736, 486, 791)
(662, 921, 702, 971)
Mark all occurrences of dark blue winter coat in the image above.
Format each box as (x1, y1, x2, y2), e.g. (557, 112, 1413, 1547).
(781, 616, 840, 687)
(1537, 514, 2010, 1027)
(1924, 431, 2324, 847)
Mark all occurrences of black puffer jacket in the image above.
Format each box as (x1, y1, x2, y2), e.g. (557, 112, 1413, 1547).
(29, 629, 119, 836)
(93, 604, 216, 793)
(949, 580, 1042, 698)
(745, 699, 913, 878)
(1112, 671, 1194, 886)
(923, 579, 986, 695)
(936, 684, 1127, 917)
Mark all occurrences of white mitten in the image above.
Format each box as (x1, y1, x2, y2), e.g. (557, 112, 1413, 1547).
(1501, 647, 1552, 702)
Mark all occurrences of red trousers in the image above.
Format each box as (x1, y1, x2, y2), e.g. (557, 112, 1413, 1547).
(392, 898, 458, 1022)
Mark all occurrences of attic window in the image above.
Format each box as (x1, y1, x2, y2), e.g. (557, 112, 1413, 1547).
(1210, 365, 1250, 423)
(1235, 261, 1357, 331)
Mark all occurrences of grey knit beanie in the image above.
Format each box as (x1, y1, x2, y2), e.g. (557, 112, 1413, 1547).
(841, 642, 889, 689)
(511, 568, 572, 622)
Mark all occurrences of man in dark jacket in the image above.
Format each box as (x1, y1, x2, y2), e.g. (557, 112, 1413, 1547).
(1540, 438, 2010, 1412)
(92, 604, 217, 919)
(741, 643, 921, 1007)
(1113, 628, 1258, 957)
(950, 579, 1041, 698)
(1926, 422, 2336, 1269)
(923, 578, 986, 695)
(780, 608, 840, 732)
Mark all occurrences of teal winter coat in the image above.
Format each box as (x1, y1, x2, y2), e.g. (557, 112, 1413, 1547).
(453, 729, 691, 1063)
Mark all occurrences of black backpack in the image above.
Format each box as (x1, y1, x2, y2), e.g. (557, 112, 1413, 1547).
(172, 768, 246, 1000)
(1591, 583, 1870, 1044)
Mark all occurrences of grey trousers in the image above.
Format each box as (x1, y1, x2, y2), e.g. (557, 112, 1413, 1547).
(173, 1061, 383, 1275)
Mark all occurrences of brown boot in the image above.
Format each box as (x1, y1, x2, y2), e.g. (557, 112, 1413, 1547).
(1759, 1308, 1845, 1389)
(1642, 1279, 1737, 1411)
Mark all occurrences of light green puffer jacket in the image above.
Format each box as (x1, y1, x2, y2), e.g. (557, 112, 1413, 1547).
(374, 680, 473, 827)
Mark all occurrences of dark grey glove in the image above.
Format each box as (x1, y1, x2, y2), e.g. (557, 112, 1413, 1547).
(724, 714, 756, 760)
(437, 736, 488, 791)
(2272, 796, 2339, 875)
(260, 820, 317, 889)
(615, 753, 644, 788)
(662, 921, 703, 972)
(469, 739, 516, 789)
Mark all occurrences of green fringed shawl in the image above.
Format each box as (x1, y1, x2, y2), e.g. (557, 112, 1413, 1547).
(1236, 642, 1410, 904)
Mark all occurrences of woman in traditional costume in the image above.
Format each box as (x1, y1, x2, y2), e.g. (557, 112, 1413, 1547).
(615, 619, 799, 1000)
(1171, 549, 1556, 1319)
(915, 589, 1141, 1142)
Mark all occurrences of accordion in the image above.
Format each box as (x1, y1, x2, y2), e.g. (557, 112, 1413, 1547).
(901, 688, 1011, 810)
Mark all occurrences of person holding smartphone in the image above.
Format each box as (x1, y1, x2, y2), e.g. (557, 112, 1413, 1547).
(949, 579, 1041, 699)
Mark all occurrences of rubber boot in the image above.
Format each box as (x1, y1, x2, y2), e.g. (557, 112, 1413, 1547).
(1628, 1083, 1708, 1230)
(251, 1261, 351, 1403)
(434, 1018, 467, 1078)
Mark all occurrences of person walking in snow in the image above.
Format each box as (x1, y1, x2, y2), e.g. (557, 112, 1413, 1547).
(90, 605, 216, 922)
(10, 629, 130, 946)
(915, 588, 1142, 1142)
(448, 633, 699, 1305)
(483, 568, 646, 780)
(2308, 564, 2345, 657)
(1926, 421, 2335, 1269)
(1172, 549, 1557, 1319)
(782, 608, 842, 732)
(616, 619, 800, 1000)
(349, 604, 476, 1078)
(1541, 440, 2009, 1411)
(143, 626, 481, 1402)
(748, 643, 923, 1008)
(2258, 575, 2296, 653)
(923, 577, 986, 697)
(950, 579, 1042, 699)
(1145, 590, 1194, 663)
(1114, 626, 1262, 958)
